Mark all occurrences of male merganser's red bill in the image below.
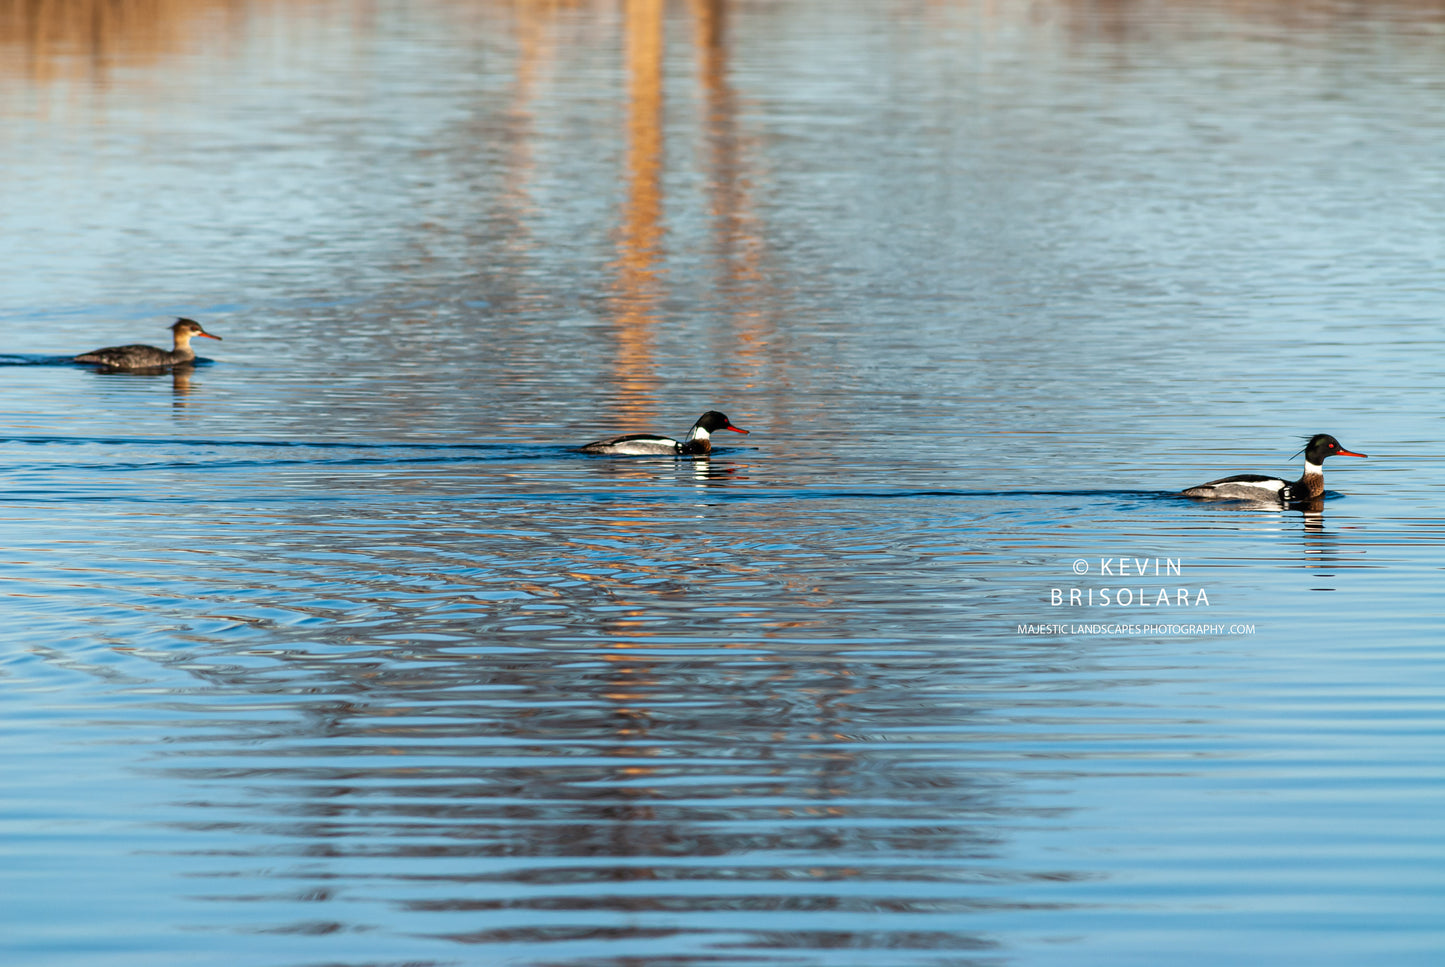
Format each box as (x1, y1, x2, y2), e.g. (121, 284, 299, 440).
(581, 410, 749, 456)
(1183, 433, 1366, 503)
(74, 318, 222, 371)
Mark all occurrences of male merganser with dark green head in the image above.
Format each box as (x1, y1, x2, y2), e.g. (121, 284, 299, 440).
(1183, 433, 1366, 502)
(582, 411, 749, 456)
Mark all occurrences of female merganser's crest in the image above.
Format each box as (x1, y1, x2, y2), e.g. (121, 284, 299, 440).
(1183, 433, 1366, 503)
(581, 410, 749, 456)
(74, 318, 222, 370)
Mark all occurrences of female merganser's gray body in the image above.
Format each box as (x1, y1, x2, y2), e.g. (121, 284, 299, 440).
(1183, 433, 1366, 503)
(75, 318, 221, 370)
(582, 411, 749, 456)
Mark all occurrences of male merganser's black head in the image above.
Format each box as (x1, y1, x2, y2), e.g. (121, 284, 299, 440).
(693, 411, 749, 436)
(1298, 433, 1366, 465)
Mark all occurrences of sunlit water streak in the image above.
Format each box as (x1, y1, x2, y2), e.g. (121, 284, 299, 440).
(4, 1, 1445, 966)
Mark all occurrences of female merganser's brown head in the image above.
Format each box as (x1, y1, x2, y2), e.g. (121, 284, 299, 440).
(170, 318, 222, 350)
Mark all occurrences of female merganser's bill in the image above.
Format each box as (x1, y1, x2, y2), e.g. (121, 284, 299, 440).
(582, 410, 749, 456)
(74, 318, 222, 370)
(1183, 433, 1366, 502)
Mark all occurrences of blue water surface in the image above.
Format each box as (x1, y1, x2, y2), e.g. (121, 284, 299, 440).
(2, 1, 1444, 965)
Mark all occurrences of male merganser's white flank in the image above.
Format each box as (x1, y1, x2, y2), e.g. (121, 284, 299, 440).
(581, 411, 749, 456)
(74, 318, 222, 370)
(1183, 433, 1366, 502)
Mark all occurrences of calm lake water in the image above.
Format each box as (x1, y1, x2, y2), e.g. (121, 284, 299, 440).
(3, 1, 1444, 965)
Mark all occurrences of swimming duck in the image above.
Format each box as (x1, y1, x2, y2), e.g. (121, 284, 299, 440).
(75, 318, 221, 370)
(1182, 433, 1366, 503)
(581, 411, 749, 456)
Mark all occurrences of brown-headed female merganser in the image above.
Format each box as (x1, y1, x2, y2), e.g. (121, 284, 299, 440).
(74, 318, 221, 370)
(1183, 433, 1366, 502)
(581, 410, 749, 455)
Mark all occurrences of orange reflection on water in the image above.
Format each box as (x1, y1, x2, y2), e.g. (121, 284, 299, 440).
(482, 1, 550, 268)
(604, 0, 667, 427)
(0, 0, 239, 84)
(691, 0, 770, 388)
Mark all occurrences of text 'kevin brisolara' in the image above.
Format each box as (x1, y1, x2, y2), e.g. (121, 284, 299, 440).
(1052, 587, 1209, 606)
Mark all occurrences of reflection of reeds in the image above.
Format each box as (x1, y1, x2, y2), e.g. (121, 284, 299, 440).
(0, 0, 621, 86)
(604, 0, 666, 423)
(7, 0, 1440, 88)
(0, 0, 234, 82)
